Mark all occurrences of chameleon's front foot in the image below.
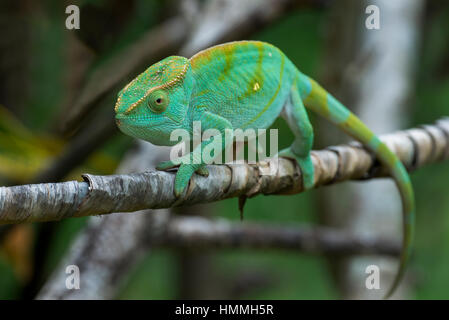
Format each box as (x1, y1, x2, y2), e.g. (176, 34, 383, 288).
(156, 160, 209, 197)
(278, 148, 315, 190)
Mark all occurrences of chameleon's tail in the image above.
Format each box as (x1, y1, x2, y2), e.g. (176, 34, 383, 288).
(298, 73, 415, 299)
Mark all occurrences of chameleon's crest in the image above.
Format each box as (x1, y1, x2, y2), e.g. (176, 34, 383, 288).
(115, 56, 189, 114)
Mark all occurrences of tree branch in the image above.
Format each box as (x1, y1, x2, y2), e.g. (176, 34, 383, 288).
(37, 210, 398, 300)
(156, 216, 401, 256)
(1, 118, 448, 225)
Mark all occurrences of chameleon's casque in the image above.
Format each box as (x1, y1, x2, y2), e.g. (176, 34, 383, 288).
(115, 56, 194, 146)
(114, 40, 415, 299)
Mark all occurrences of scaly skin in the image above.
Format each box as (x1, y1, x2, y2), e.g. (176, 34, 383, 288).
(114, 41, 414, 298)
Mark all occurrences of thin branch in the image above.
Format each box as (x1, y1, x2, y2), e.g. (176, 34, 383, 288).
(37, 209, 398, 300)
(1, 118, 448, 225)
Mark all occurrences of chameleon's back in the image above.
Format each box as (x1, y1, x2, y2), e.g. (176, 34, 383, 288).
(189, 41, 297, 130)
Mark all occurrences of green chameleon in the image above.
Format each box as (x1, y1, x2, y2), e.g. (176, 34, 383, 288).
(114, 41, 414, 298)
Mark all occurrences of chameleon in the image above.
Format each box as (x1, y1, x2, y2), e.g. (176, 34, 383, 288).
(114, 40, 414, 298)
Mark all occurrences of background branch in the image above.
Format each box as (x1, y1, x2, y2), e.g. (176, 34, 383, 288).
(157, 216, 401, 256)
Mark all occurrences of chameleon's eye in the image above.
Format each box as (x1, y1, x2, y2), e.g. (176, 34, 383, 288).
(147, 90, 169, 113)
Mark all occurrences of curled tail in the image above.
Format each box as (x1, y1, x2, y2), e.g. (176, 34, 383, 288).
(298, 73, 415, 299)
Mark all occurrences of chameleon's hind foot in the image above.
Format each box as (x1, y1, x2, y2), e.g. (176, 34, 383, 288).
(278, 148, 314, 190)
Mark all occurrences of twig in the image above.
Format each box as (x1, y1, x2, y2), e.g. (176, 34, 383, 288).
(1, 118, 448, 225)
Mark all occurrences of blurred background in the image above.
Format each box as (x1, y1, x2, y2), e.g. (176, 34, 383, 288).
(0, 0, 448, 299)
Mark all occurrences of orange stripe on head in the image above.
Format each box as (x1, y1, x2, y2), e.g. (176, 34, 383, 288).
(123, 61, 189, 115)
(115, 78, 138, 113)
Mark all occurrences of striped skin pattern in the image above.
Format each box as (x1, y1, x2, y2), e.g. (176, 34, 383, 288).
(114, 41, 414, 298)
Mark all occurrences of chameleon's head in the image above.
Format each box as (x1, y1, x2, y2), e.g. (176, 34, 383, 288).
(114, 56, 193, 146)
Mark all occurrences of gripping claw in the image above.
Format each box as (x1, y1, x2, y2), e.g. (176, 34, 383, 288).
(238, 195, 247, 221)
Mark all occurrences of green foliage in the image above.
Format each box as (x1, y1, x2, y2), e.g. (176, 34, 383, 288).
(119, 251, 178, 299)
(410, 2, 449, 300)
(0, 257, 20, 299)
